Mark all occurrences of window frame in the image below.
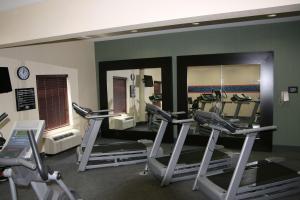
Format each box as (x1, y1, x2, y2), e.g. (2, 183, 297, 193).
(36, 74, 70, 131)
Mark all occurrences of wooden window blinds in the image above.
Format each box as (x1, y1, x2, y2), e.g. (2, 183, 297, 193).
(36, 75, 69, 130)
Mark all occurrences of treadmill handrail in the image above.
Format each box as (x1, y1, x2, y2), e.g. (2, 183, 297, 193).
(171, 111, 186, 115)
(146, 103, 173, 122)
(72, 102, 119, 119)
(90, 109, 114, 114)
(85, 113, 120, 119)
(209, 124, 277, 135)
(171, 111, 186, 116)
(0, 112, 8, 124)
(0, 158, 36, 170)
(28, 130, 48, 181)
(172, 118, 194, 124)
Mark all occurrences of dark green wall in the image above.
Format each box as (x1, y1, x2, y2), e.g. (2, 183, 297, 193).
(95, 20, 300, 146)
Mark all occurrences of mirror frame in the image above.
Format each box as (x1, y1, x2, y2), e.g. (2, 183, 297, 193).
(99, 57, 173, 142)
(177, 52, 274, 151)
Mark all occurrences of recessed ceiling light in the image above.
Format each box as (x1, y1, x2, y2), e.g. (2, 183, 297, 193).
(131, 30, 138, 33)
(192, 22, 200, 25)
(267, 14, 277, 18)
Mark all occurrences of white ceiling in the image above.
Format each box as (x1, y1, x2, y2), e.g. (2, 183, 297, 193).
(0, 0, 45, 12)
(0, 0, 300, 48)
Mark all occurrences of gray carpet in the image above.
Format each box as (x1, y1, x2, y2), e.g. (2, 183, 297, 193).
(0, 143, 300, 200)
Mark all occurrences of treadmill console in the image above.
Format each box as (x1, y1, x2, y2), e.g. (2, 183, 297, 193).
(0, 121, 45, 160)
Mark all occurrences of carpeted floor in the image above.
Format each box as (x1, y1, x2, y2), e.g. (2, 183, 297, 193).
(0, 142, 300, 200)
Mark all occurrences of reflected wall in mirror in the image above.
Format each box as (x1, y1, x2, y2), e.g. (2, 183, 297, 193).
(107, 68, 162, 132)
(187, 64, 260, 133)
(177, 52, 273, 151)
(98, 57, 173, 142)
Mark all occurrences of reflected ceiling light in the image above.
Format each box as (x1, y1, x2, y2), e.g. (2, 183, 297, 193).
(192, 22, 200, 25)
(267, 14, 277, 18)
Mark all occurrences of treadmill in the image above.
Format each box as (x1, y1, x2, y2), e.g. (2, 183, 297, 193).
(231, 94, 260, 128)
(146, 104, 238, 186)
(193, 110, 300, 200)
(0, 112, 8, 149)
(72, 103, 151, 171)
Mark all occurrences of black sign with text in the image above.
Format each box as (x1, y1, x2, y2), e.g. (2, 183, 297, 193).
(15, 88, 36, 111)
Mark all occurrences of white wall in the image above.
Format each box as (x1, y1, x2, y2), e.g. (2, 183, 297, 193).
(0, 40, 96, 138)
(0, 0, 300, 47)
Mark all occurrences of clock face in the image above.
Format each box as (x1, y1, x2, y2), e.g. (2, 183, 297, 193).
(17, 66, 30, 80)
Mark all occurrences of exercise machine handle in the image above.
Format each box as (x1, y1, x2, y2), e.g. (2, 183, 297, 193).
(172, 118, 194, 124)
(91, 109, 114, 114)
(0, 112, 8, 124)
(85, 113, 120, 119)
(231, 125, 277, 135)
(0, 158, 36, 170)
(27, 130, 48, 181)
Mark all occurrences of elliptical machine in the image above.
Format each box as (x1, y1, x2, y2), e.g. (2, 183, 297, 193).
(0, 112, 8, 182)
(0, 118, 78, 200)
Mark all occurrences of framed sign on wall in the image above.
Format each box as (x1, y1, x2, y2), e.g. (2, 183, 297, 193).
(15, 88, 36, 111)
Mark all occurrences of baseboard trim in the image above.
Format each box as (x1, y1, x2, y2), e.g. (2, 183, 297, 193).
(273, 145, 300, 152)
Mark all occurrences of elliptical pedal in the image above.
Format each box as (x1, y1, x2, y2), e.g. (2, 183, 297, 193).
(0, 168, 8, 182)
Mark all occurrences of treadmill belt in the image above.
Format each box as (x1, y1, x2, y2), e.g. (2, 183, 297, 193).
(83, 142, 146, 153)
(208, 161, 300, 190)
(157, 148, 229, 166)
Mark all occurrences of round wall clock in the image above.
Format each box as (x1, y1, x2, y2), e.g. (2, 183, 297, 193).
(17, 66, 30, 80)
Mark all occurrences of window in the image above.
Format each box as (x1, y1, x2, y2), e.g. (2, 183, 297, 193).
(153, 81, 162, 107)
(113, 77, 127, 113)
(36, 75, 69, 130)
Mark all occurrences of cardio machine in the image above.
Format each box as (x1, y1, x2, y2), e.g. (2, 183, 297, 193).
(0, 112, 8, 149)
(72, 103, 153, 171)
(146, 104, 238, 186)
(231, 94, 260, 127)
(0, 119, 77, 200)
(193, 110, 300, 200)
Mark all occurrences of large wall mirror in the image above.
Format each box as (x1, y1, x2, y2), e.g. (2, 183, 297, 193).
(178, 52, 273, 151)
(99, 57, 173, 142)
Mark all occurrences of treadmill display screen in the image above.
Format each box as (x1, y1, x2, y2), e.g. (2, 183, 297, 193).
(16, 130, 28, 137)
(8, 130, 36, 146)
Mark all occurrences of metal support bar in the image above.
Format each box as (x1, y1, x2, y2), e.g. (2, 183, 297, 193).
(56, 179, 75, 200)
(248, 101, 260, 127)
(193, 129, 220, 190)
(200, 102, 206, 111)
(31, 182, 51, 200)
(161, 123, 191, 186)
(78, 119, 102, 171)
(4, 169, 17, 200)
(234, 102, 242, 118)
(149, 120, 168, 158)
(225, 132, 257, 200)
(145, 120, 168, 172)
(82, 119, 98, 147)
(221, 102, 226, 114)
